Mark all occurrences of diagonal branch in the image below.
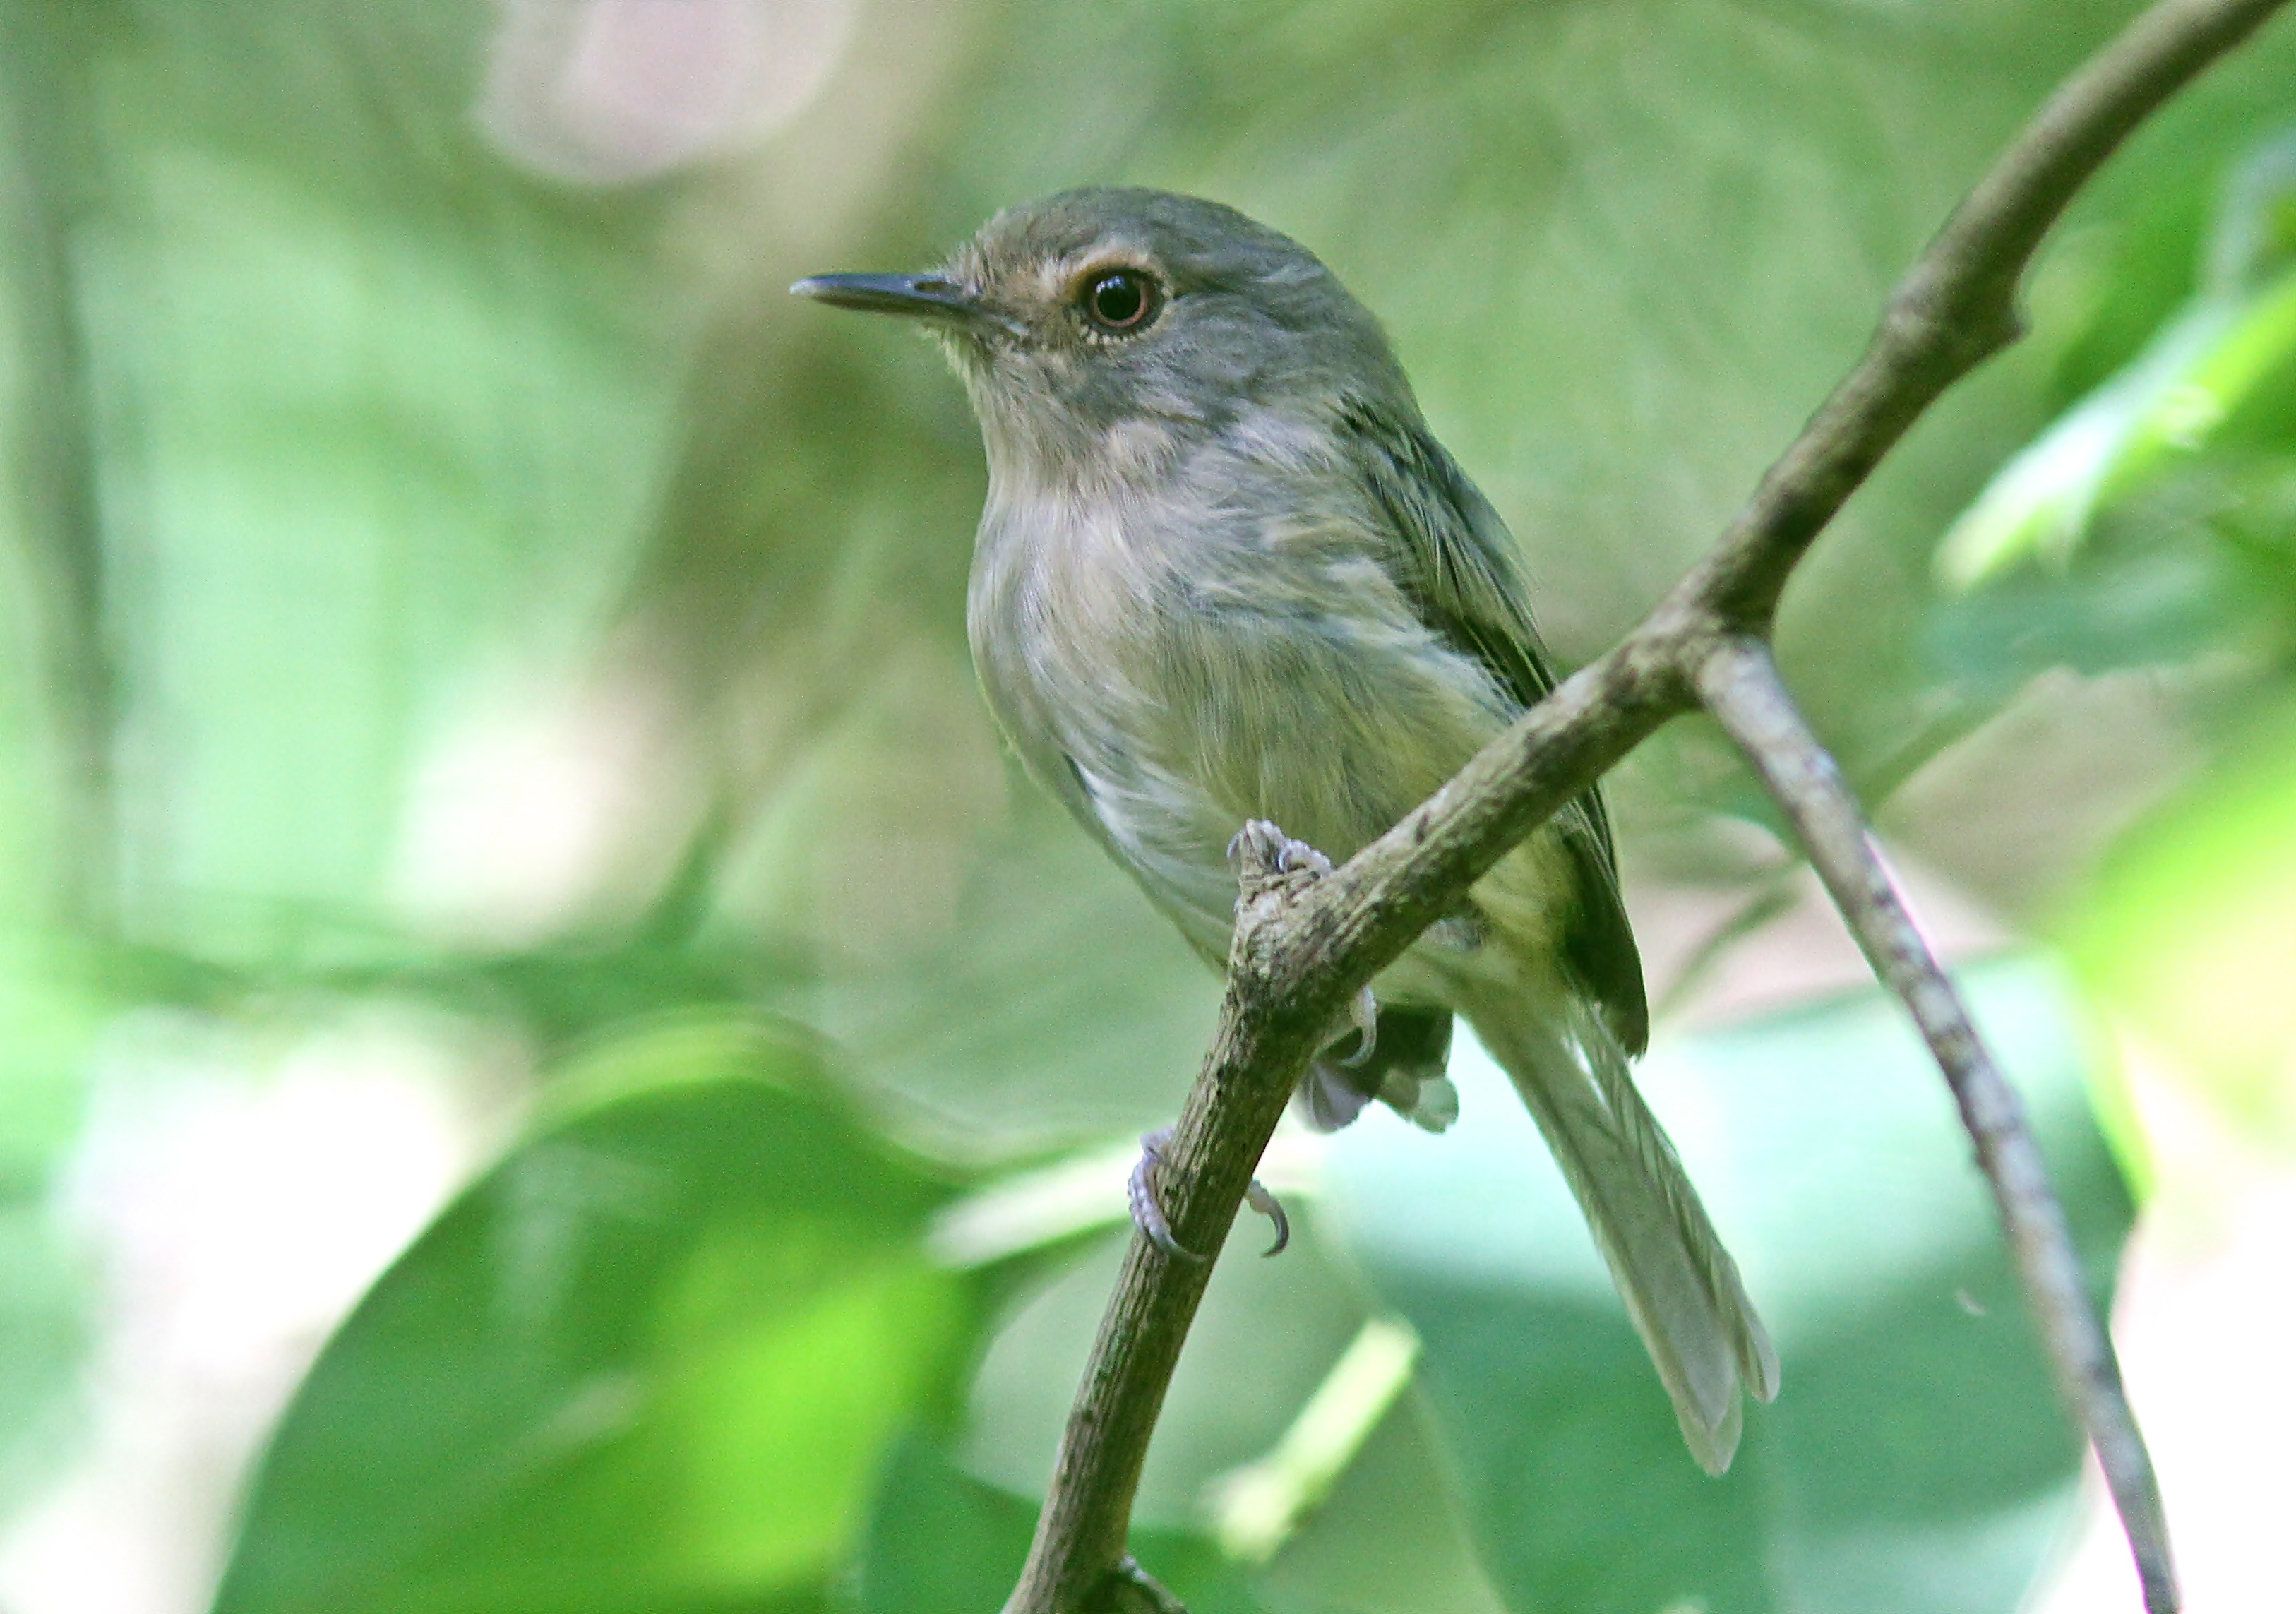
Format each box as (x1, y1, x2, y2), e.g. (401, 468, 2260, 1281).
(1003, 0, 2292, 1609)
(1696, 635, 2177, 1614)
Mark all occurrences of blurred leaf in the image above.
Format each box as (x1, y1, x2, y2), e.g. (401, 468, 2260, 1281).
(0, 939, 103, 1513)
(2205, 125, 2296, 294)
(1921, 540, 2240, 712)
(0, 12, 109, 1498)
(0, 991, 94, 1515)
(28, 6, 702, 970)
(0, 1197, 88, 1515)
(212, 1016, 981, 1614)
(1252, 1378, 1513, 1614)
(2068, 700, 2296, 1148)
(1937, 299, 2242, 585)
(1323, 956, 2134, 1614)
(1937, 279, 2296, 586)
(1941, 128, 2296, 587)
(1204, 1316, 1422, 1564)
(768, 782, 1219, 1157)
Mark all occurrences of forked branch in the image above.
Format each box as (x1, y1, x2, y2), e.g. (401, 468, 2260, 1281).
(1004, 1, 2292, 1610)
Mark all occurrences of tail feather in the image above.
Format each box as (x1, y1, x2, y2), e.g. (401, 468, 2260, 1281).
(1461, 987, 1778, 1475)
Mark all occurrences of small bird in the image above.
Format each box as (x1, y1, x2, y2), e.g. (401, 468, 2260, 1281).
(795, 188, 1777, 1473)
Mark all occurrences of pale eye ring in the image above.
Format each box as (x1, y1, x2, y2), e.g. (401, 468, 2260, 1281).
(1080, 268, 1160, 334)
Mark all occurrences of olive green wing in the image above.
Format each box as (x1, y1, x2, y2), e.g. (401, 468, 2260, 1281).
(1339, 395, 1649, 1055)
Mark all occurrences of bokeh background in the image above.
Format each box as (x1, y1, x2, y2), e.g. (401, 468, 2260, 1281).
(3, 2, 2295, 1611)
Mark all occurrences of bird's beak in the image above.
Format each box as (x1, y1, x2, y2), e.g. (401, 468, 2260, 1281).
(790, 272, 1006, 333)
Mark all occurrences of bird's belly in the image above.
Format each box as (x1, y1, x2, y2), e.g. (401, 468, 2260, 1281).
(1067, 681, 1582, 1010)
(1004, 597, 1547, 963)
(968, 496, 1574, 982)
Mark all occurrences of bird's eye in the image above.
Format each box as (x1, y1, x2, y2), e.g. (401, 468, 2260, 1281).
(1080, 269, 1159, 335)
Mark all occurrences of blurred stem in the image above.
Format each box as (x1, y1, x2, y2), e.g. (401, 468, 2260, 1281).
(0, 3, 119, 929)
(1006, 0, 2294, 1609)
(1696, 634, 2175, 1614)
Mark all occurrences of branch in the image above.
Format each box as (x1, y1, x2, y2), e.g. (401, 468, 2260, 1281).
(1003, 839, 1333, 1614)
(1004, 1, 2290, 1608)
(1696, 637, 2177, 1613)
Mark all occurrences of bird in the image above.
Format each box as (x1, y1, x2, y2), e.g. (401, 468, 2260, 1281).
(793, 187, 1778, 1473)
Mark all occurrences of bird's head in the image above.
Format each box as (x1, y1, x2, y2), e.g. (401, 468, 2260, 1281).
(794, 187, 1409, 493)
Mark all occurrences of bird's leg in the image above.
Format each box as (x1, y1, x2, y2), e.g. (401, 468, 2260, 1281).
(1339, 984, 1378, 1067)
(1122, 817, 1352, 1260)
(1128, 1127, 1291, 1260)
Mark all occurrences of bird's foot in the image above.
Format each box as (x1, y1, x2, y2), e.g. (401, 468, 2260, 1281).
(1227, 818, 1332, 885)
(1128, 1126, 1290, 1260)
(1127, 1128, 1203, 1262)
(1226, 821, 1373, 1065)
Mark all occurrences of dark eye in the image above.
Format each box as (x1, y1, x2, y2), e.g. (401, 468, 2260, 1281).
(1081, 269, 1159, 334)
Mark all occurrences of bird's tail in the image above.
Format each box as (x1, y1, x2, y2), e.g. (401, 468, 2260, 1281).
(1458, 984, 1779, 1475)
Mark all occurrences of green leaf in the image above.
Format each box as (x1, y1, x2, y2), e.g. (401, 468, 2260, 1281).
(1941, 129, 2296, 589)
(212, 1017, 980, 1614)
(2067, 699, 2296, 1148)
(0, 938, 104, 1514)
(1936, 299, 2242, 587)
(756, 783, 1221, 1158)
(1323, 956, 2135, 1614)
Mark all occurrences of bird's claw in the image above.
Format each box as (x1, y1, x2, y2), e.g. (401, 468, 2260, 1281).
(1278, 839, 1332, 877)
(1128, 1128, 1204, 1262)
(1227, 818, 1333, 882)
(1245, 1176, 1291, 1257)
(1128, 1126, 1291, 1261)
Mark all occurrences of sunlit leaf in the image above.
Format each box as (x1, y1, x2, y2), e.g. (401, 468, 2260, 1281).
(1937, 301, 2240, 586)
(2068, 701, 2296, 1149)
(1941, 128, 2296, 588)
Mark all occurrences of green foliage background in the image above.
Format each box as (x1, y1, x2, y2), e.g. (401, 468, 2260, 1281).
(2, 1, 2294, 1611)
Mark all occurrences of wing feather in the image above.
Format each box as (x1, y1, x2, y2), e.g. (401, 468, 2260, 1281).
(1339, 396, 1649, 1053)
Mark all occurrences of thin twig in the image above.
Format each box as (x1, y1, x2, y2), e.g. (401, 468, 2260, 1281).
(1695, 636, 2176, 1614)
(1005, 0, 2291, 1608)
